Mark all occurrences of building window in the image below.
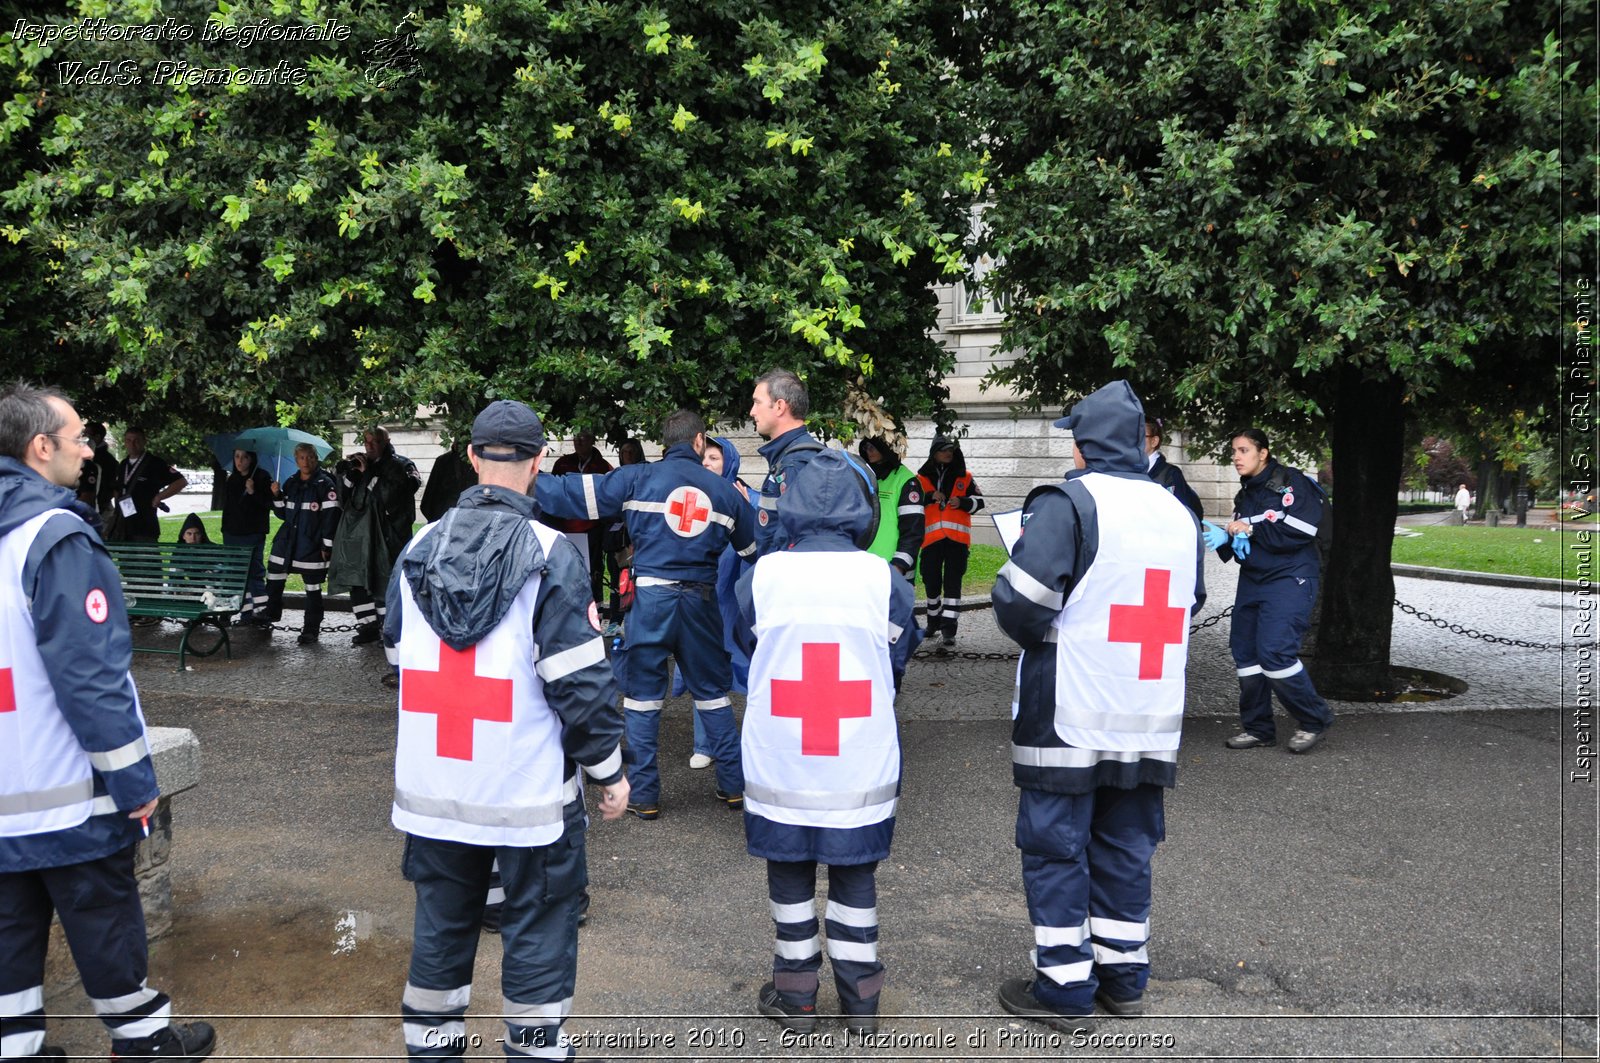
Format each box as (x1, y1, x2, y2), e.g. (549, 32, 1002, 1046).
(953, 202, 1008, 326)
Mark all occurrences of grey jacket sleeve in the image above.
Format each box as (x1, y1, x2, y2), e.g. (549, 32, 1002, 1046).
(532, 534, 624, 784)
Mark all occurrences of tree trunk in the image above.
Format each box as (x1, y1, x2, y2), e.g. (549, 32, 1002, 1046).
(1312, 365, 1405, 698)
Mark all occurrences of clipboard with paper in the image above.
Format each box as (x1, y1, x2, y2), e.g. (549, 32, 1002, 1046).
(991, 508, 1023, 555)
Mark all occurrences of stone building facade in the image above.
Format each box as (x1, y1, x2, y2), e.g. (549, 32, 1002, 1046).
(349, 279, 1233, 545)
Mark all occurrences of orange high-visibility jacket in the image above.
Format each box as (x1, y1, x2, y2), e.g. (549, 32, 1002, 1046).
(918, 471, 983, 547)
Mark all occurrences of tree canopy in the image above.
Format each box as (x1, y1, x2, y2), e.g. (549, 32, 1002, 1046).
(970, 0, 1593, 691)
(973, 0, 1588, 454)
(1, 0, 985, 441)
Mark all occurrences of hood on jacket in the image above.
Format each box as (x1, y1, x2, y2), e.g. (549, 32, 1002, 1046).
(857, 436, 903, 480)
(177, 512, 212, 544)
(1056, 380, 1147, 474)
(403, 486, 546, 650)
(917, 435, 967, 482)
(776, 449, 875, 546)
(0, 456, 97, 540)
(709, 436, 742, 483)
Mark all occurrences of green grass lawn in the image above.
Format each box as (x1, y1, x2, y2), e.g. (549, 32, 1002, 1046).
(1390, 525, 1591, 580)
(911, 543, 1007, 598)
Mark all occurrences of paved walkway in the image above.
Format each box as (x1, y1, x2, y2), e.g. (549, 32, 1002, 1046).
(38, 559, 1598, 1060)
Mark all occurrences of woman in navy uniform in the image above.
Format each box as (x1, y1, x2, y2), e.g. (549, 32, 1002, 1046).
(262, 443, 341, 645)
(1214, 428, 1334, 754)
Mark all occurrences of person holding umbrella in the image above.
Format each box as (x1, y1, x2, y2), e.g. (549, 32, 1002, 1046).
(221, 449, 273, 624)
(261, 442, 341, 644)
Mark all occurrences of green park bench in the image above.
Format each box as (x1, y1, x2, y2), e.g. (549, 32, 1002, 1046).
(105, 542, 253, 670)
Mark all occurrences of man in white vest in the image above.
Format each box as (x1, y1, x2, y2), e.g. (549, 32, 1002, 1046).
(383, 400, 629, 1059)
(992, 381, 1206, 1031)
(736, 449, 915, 1036)
(0, 382, 215, 1061)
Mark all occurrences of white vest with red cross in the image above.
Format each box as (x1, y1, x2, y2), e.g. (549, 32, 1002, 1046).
(1048, 473, 1197, 752)
(0, 509, 136, 837)
(392, 519, 577, 847)
(742, 550, 900, 829)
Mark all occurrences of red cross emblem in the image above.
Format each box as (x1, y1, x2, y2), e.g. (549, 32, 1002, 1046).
(401, 644, 514, 760)
(770, 643, 872, 756)
(1107, 568, 1186, 681)
(0, 668, 14, 713)
(665, 486, 711, 537)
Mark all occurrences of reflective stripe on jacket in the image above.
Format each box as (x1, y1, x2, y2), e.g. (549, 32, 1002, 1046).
(918, 471, 980, 547)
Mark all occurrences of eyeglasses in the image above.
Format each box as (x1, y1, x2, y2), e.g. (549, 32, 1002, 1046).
(42, 432, 92, 449)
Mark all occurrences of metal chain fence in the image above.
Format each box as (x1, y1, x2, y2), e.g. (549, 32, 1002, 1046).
(910, 596, 1576, 663)
(1393, 599, 1569, 652)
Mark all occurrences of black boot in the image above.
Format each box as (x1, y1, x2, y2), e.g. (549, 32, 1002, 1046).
(112, 1020, 217, 1061)
(351, 623, 381, 646)
(298, 589, 323, 644)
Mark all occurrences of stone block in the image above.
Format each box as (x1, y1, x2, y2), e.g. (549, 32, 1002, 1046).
(148, 727, 201, 796)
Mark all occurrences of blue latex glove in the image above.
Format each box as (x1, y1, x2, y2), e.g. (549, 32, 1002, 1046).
(1230, 533, 1251, 560)
(1201, 521, 1228, 550)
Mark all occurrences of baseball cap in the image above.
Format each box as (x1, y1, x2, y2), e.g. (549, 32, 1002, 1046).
(471, 400, 547, 461)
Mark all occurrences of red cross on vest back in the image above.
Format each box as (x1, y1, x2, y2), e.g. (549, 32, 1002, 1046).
(0, 668, 13, 713)
(770, 643, 872, 756)
(669, 489, 709, 532)
(1107, 568, 1186, 680)
(401, 645, 513, 760)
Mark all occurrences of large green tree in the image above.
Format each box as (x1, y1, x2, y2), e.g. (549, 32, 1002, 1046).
(973, 0, 1593, 694)
(1, 0, 984, 440)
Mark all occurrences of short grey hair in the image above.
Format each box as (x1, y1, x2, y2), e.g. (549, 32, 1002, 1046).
(756, 368, 809, 419)
(0, 381, 68, 461)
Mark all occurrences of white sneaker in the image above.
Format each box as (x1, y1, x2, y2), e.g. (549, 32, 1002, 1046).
(689, 753, 713, 769)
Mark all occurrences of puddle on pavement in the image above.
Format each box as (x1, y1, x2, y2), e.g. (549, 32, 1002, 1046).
(42, 904, 414, 1057)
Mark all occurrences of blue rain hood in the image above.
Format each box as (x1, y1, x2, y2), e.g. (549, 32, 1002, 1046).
(0, 457, 98, 539)
(775, 449, 874, 546)
(710, 436, 742, 484)
(403, 485, 547, 650)
(1059, 380, 1148, 474)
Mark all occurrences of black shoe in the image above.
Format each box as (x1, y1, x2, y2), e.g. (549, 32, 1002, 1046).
(627, 803, 660, 821)
(351, 625, 381, 646)
(381, 672, 399, 690)
(481, 903, 502, 934)
(114, 1020, 217, 1061)
(843, 1008, 880, 1035)
(997, 977, 1094, 1034)
(297, 631, 319, 645)
(1224, 732, 1275, 750)
(757, 981, 818, 1034)
(1095, 989, 1145, 1017)
(578, 890, 591, 928)
(714, 789, 744, 810)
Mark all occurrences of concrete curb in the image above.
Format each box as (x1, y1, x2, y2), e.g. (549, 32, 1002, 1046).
(1391, 564, 1579, 593)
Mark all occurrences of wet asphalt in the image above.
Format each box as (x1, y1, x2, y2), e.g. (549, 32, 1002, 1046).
(35, 554, 1600, 1061)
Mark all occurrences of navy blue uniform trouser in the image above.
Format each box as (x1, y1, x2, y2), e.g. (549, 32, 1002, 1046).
(1016, 786, 1163, 1014)
(618, 583, 742, 805)
(1229, 574, 1334, 740)
(767, 860, 884, 1015)
(0, 845, 174, 1057)
(222, 531, 268, 618)
(401, 829, 587, 1059)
